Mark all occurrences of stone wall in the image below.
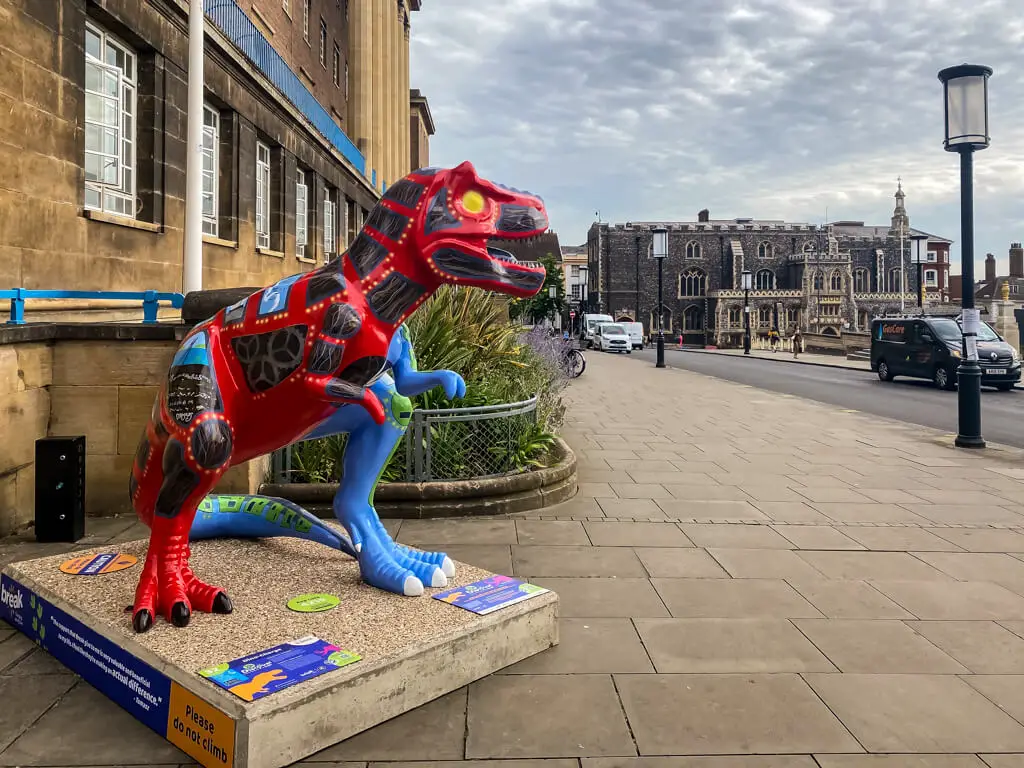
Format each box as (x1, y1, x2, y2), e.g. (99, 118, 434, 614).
(0, 0, 380, 306)
(0, 325, 255, 536)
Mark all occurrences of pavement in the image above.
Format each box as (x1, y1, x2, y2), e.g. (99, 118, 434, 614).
(6, 351, 1024, 765)
(681, 344, 871, 371)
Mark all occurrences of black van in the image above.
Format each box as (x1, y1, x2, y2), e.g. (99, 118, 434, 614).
(870, 316, 1021, 391)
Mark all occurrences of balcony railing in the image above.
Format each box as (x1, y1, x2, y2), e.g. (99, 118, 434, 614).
(205, 0, 366, 176)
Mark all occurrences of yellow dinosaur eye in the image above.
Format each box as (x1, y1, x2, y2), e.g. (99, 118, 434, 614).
(461, 190, 485, 214)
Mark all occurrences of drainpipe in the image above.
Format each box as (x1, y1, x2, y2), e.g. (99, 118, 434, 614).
(183, 0, 205, 294)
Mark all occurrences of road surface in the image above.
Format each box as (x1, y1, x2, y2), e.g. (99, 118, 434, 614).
(621, 346, 1024, 449)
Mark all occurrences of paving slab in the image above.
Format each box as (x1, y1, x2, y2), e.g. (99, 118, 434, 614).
(911, 552, 1024, 587)
(657, 500, 767, 521)
(836, 527, 960, 552)
(926, 528, 1024, 552)
(814, 756, 988, 767)
(907, 621, 1024, 673)
(530, 578, 670, 618)
(651, 578, 823, 619)
(0, 673, 77, 755)
(583, 522, 693, 548)
(980, 756, 1024, 768)
(784, 580, 917, 620)
(515, 521, 591, 546)
(960, 675, 1024, 724)
(804, 673, 1024, 753)
(512, 545, 647, 578)
(596, 498, 668, 518)
(794, 551, 952, 581)
(707, 549, 827, 579)
(633, 548, 730, 578)
(870, 580, 1024, 620)
(395, 519, 518, 546)
(615, 673, 862, 755)
(582, 758, 819, 768)
(751, 503, 832, 524)
(634, 618, 836, 673)
(425, 545, 513, 576)
(792, 619, 968, 674)
(772, 526, 866, 550)
(500, 618, 654, 675)
(679, 524, 793, 549)
(465, 674, 636, 758)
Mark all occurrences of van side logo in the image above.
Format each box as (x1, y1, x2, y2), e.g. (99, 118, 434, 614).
(0, 582, 24, 611)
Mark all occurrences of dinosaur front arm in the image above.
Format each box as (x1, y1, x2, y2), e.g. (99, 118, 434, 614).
(388, 325, 466, 399)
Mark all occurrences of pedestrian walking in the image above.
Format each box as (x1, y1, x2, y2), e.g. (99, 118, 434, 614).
(792, 328, 803, 359)
(768, 328, 780, 352)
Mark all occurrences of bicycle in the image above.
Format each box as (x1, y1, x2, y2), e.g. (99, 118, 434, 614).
(563, 345, 586, 379)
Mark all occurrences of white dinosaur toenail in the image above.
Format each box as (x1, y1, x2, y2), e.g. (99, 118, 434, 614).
(441, 556, 456, 578)
(403, 575, 424, 597)
(430, 568, 448, 588)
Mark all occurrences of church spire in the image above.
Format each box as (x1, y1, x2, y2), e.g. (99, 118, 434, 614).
(889, 176, 909, 236)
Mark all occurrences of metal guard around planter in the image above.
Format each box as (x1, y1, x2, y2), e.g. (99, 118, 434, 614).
(272, 395, 541, 484)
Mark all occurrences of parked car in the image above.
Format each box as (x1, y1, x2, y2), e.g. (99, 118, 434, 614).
(870, 316, 1021, 391)
(594, 323, 632, 354)
(622, 321, 644, 350)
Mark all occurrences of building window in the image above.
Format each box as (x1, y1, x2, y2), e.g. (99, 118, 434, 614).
(685, 240, 700, 259)
(821, 303, 840, 317)
(757, 241, 772, 259)
(319, 19, 327, 67)
(853, 268, 870, 293)
(571, 265, 581, 278)
(282, 0, 290, 15)
(84, 22, 137, 218)
(728, 306, 741, 325)
(757, 306, 772, 326)
(683, 305, 702, 331)
(344, 61, 349, 100)
(927, 251, 937, 262)
(803, 242, 815, 254)
(295, 169, 308, 259)
(571, 284, 582, 300)
(324, 187, 337, 259)
(787, 307, 799, 326)
(333, 43, 340, 87)
(889, 267, 902, 293)
(830, 270, 842, 291)
(812, 270, 824, 290)
(255, 141, 271, 250)
(925, 269, 937, 287)
(303, 0, 310, 43)
(755, 269, 775, 290)
(201, 105, 219, 237)
(679, 268, 706, 297)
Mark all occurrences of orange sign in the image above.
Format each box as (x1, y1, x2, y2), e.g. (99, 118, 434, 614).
(59, 553, 138, 576)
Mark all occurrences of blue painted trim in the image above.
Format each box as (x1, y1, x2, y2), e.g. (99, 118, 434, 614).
(0, 289, 185, 325)
(372, 170, 377, 187)
(204, 0, 366, 175)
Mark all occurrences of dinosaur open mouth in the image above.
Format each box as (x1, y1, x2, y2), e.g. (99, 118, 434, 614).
(432, 247, 544, 293)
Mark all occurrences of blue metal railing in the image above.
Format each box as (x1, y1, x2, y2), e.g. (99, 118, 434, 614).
(1, 289, 185, 325)
(205, 0, 367, 176)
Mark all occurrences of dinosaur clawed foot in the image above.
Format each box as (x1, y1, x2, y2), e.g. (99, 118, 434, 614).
(346, 518, 457, 596)
(131, 543, 232, 633)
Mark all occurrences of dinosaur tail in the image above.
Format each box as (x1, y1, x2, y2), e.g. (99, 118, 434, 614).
(189, 494, 357, 559)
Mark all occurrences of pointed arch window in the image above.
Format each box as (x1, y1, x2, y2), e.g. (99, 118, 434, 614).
(685, 240, 701, 259)
(812, 270, 824, 290)
(853, 268, 870, 293)
(755, 269, 775, 290)
(683, 305, 703, 331)
(830, 269, 843, 291)
(757, 241, 773, 259)
(758, 306, 772, 326)
(889, 267, 903, 293)
(728, 306, 741, 325)
(679, 268, 706, 297)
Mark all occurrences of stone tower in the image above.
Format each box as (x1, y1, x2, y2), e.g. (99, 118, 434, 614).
(1010, 242, 1023, 278)
(889, 178, 910, 236)
(985, 253, 997, 282)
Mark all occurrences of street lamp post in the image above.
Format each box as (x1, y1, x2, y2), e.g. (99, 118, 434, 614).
(579, 266, 589, 341)
(653, 227, 668, 369)
(741, 270, 753, 355)
(548, 285, 558, 330)
(938, 63, 992, 449)
(911, 234, 928, 310)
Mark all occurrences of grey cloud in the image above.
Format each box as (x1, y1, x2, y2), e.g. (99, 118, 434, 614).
(411, 0, 1024, 272)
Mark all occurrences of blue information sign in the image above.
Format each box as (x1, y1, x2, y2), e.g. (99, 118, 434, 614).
(432, 575, 550, 615)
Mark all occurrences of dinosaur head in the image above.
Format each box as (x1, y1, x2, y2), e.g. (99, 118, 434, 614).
(381, 161, 548, 297)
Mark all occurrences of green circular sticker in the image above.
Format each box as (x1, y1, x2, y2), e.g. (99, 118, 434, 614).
(287, 593, 340, 613)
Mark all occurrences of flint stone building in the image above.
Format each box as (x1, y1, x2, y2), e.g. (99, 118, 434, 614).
(585, 184, 952, 346)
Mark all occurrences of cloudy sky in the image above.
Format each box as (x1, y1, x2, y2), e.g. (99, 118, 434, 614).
(409, 0, 1024, 276)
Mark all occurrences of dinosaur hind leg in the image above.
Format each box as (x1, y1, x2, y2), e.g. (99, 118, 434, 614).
(132, 418, 234, 633)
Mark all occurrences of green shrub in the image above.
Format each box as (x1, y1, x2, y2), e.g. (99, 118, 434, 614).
(288, 286, 566, 483)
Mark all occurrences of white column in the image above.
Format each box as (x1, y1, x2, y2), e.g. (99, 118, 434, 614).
(183, 0, 205, 293)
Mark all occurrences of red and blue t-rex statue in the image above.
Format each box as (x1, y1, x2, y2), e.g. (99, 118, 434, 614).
(128, 161, 548, 633)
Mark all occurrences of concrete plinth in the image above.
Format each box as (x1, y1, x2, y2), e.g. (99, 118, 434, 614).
(0, 532, 558, 768)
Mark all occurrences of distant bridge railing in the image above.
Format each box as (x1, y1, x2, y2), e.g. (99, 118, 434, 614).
(204, 0, 367, 176)
(1, 289, 185, 324)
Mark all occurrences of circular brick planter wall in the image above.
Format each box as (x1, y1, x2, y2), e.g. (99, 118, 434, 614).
(258, 438, 578, 519)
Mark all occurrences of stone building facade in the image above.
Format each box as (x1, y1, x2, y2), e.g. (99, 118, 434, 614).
(585, 185, 951, 346)
(0, 0, 430, 319)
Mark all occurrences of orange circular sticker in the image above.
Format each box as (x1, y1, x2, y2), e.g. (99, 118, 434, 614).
(59, 553, 138, 576)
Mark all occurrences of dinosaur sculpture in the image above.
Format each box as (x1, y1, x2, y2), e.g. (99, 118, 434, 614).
(128, 162, 548, 633)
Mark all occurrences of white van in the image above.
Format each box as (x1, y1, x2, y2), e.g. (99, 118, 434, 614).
(622, 321, 644, 349)
(581, 313, 613, 348)
(594, 322, 632, 353)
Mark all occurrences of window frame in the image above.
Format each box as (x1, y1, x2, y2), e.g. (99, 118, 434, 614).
(755, 269, 775, 290)
(255, 141, 272, 250)
(282, 0, 291, 16)
(853, 267, 870, 293)
(83, 21, 138, 218)
(319, 18, 327, 68)
(303, 0, 310, 43)
(679, 267, 706, 298)
(924, 269, 938, 287)
(684, 240, 700, 259)
(324, 185, 336, 259)
(200, 104, 220, 237)
(332, 42, 340, 87)
(295, 168, 309, 259)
